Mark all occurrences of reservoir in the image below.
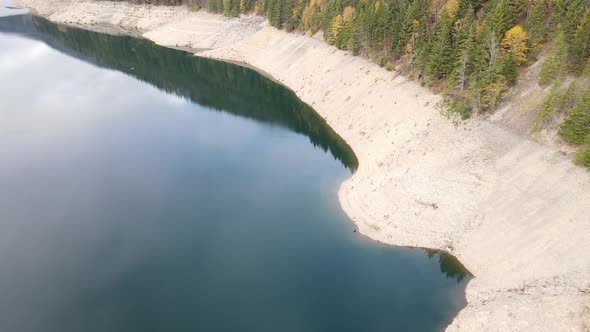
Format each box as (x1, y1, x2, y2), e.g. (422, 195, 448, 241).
(0, 5, 469, 332)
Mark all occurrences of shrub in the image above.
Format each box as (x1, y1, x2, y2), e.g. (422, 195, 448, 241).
(574, 135, 590, 168)
(444, 100, 472, 120)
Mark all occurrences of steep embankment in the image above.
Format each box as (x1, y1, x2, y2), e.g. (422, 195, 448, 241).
(12, 0, 590, 330)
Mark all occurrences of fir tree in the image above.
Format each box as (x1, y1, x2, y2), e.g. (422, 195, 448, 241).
(574, 134, 590, 168)
(499, 50, 519, 85)
(561, 0, 589, 37)
(489, 0, 515, 37)
(570, 6, 590, 74)
(426, 9, 453, 80)
(523, 0, 545, 51)
(560, 87, 590, 144)
(450, 8, 476, 91)
(539, 32, 567, 86)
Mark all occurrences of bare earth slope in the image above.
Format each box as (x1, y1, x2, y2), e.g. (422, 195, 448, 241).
(12, 1, 590, 330)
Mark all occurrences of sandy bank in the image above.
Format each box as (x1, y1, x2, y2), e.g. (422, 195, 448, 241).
(12, 0, 590, 330)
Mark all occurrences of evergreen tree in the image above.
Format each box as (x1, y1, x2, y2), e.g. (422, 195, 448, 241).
(561, 0, 589, 38)
(549, 0, 567, 31)
(574, 134, 590, 167)
(426, 9, 453, 80)
(450, 7, 476, 91)
(570, 6, 590, 74)
(348, 10, 363, 55)
(560, 86, 590, 144)
(536, 82, 579, 127)
(489, 0, 515, 37)
(523, 0, 545, 51)
(539, 32, 567, 86)
(265, 0, 283, 27)
(499, 50, 519, 85)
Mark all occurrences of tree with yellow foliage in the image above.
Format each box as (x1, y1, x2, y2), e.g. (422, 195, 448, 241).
(342, 5, 355, 23)
(301, 0, 323, 33)
(445, 0, 458, 18)
(330, 14, 344, 45)
(501, 25, 529, 65)
(328, 6, 355, 48)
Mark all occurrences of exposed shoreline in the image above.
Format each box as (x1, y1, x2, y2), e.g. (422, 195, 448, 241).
(11, 1, 590, 330)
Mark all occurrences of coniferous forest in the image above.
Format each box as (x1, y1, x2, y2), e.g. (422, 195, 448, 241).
(117, 0, 590, 167)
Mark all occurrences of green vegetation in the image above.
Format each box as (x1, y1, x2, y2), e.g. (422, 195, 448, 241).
(536, 82, 590, 168)
(560, 86, 590, 145)
(574, 135, 590, 168)
(539, 32, 567, 87)
(570, 5, 590, 74)
(117, 1, 589, 104)
(443, 100, 472, 120)
(535, 83, 578, 128)
(115, 0, 590, 168)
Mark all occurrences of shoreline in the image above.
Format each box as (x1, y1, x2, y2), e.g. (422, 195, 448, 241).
(11, 1, 590, 331)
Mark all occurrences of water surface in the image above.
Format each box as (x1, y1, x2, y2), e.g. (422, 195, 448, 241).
(0, 6, 469, 332)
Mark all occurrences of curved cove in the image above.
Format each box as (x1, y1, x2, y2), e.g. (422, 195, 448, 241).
(0, 9, 470, 332)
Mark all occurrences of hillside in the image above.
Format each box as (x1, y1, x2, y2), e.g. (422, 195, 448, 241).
(116, 0, 590, 168)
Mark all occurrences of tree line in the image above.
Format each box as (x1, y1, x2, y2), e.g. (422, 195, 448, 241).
(116, 0, 590, 168)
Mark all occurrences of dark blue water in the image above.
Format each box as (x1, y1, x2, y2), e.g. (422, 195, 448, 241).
(0, 6, 469, 332)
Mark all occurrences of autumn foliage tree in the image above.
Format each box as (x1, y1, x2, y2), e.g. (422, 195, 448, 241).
(501, 25, 528, 65)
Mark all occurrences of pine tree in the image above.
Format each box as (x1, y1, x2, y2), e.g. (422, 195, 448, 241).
(486, 29, 500, 72)
(320, 0, 338, 42)
(426, 9, 453, 80)
(570, 6, 590, 74)
(574, 134, 590, 168)
(489, 0, 514, 37)
(499, 50, 519, 85)
(523, 0, 545, 51)
(539, 32, 567, 86)
(473, 27, 508, 111)
(279, 0, 295, 30)
(370, 0, 390, 54)
(222, 0, 238, 16)
(480, 76, 508, 110)
(335, 6, 355, 49)
(208, 0, 222, 12)
(348, 11, 363, 55)
(450, 7, 476, 92)
(560, 86, 590, 144)
(265, 0, 283, 27)
(561, 0, 589, 37)
(550, 0, 567, 31)
(536, 82, 579, 127)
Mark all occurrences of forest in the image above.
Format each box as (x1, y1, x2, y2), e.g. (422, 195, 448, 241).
(116, 0, 590, 168)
